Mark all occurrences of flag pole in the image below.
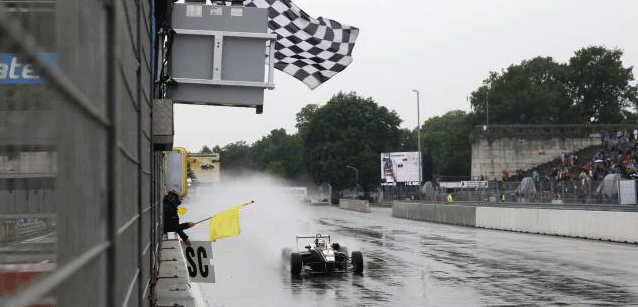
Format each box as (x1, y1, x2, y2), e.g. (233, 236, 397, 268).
(192, 200, 255, 226)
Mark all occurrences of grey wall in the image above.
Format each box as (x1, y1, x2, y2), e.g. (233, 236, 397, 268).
(392, 202, 476, 227)
(338, 199, 371, 213)
(0, 0, 159, 306)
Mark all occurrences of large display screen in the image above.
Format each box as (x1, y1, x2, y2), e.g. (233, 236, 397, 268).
(380, 152, 421, 185)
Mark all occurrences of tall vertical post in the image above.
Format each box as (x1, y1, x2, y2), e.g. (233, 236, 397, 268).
(105, 0, 118, 305)
(412, 90, 422, 186)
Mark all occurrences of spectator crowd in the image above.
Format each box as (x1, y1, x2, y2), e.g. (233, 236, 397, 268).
(506, 128, 638, 197)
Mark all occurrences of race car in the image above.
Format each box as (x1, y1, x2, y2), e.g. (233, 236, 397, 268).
(282, 234, 364, 276)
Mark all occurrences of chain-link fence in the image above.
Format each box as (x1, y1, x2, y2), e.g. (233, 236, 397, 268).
(0, 0, 164, 306)
(420, 179, 626, 205)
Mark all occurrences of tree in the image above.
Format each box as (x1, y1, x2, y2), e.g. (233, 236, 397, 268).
(219, 141, 252, 173)
(200, 145, 212, 153)
(295, 103, 320, 137)
(470, 47, 638, 125)
(470, 57, 579, 124)
(567, 46, 638, 123)
(421, 110, 473, 179)
(302, 92, 402, 190)
(398, 128, 417, 152)
(251, 129, 305, 179)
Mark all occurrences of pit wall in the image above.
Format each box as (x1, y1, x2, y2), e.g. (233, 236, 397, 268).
(339, 199, 371, 213)
(393, 202, 638, 243)
(471, 136, 599, 180)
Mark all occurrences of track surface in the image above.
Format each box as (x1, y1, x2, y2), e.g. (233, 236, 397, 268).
(181, 192, 638, 307)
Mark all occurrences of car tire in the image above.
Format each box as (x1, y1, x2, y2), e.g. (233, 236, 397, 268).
(351, 251, 363, 274)
(290, 253, 302, 276)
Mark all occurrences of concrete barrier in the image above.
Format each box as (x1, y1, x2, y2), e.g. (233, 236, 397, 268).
(392, 202, 476, 227)
(476, 207, 638, 243)
(156, 237, 206, 307)
(392, 202, 638, 243)
(339, 199, 371, 213)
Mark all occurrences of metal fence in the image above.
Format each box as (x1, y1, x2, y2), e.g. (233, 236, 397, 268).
(422, 179, 623, 205)
(0, 0, 164, 306)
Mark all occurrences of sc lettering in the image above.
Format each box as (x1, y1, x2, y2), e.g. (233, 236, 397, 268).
(186, 246, 209, 278)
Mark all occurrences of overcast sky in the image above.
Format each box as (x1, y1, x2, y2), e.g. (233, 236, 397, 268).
(173, 0, 638, 152)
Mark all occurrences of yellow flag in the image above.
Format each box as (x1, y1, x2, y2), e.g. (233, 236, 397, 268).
(209, 204, 242, 242)
(178, 208, 186, 215)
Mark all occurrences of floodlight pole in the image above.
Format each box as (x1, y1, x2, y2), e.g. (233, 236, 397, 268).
(346, 166, 358, 191)
(412, 90, 422, 185)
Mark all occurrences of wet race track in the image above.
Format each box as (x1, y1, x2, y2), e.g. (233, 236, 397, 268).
(183, 186, 638, 307)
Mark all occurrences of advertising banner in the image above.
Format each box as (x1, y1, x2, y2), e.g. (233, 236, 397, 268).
(189, 153, 220, 184)
(0, 53, 57, 84)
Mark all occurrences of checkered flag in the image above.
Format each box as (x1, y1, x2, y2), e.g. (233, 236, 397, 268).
(244, 0, 359, 89)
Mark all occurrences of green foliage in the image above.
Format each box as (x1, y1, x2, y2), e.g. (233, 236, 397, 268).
(421, 110, 472, 178)
(302, 92, 402, 190)
(470, 57, 578, 124)
(251, 129, 305, 179)
(295, 103, 319, 138)
(216, 130, 304, 180)
(219, 141, 252, 171)
(470, 46, 638, 125)
(200, 145, 212, 153)
(567, 46, 638, 123)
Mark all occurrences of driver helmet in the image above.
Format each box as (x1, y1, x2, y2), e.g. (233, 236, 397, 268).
(316, 238, 325, 249)
(315, 234, 325, 249)
(168, 190, 181, 206)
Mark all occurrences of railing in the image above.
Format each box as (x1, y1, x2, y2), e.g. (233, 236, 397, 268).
(421, 179, 624, 205)
(473, 124, 638, 141)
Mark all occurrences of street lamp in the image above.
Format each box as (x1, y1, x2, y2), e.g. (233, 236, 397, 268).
(346, 166, 358, 192)
(411, 90, 422, 185)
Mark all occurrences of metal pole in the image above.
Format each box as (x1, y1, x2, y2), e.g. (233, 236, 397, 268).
(412, 90, 422, 185)
(105, 1, 118, 305)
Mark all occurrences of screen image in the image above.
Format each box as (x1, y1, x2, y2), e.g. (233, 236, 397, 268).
(380, 152, 421, 184)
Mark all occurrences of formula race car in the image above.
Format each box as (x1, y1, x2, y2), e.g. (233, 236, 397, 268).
(282, 234, 363, 276)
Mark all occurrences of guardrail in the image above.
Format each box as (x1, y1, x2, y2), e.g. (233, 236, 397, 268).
(423, 179, 627, 205)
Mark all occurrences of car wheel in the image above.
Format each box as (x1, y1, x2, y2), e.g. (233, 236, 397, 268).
(290, 253, 302, 276)
(351, 251, 363, 274)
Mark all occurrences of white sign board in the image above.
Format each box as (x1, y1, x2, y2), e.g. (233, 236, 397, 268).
(380, 152, 421, 184)
(619, 180, 636, 205)
(166, 150, 187, 197)
(461, 181, 489, 189)
(183, 241, 215, 283)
